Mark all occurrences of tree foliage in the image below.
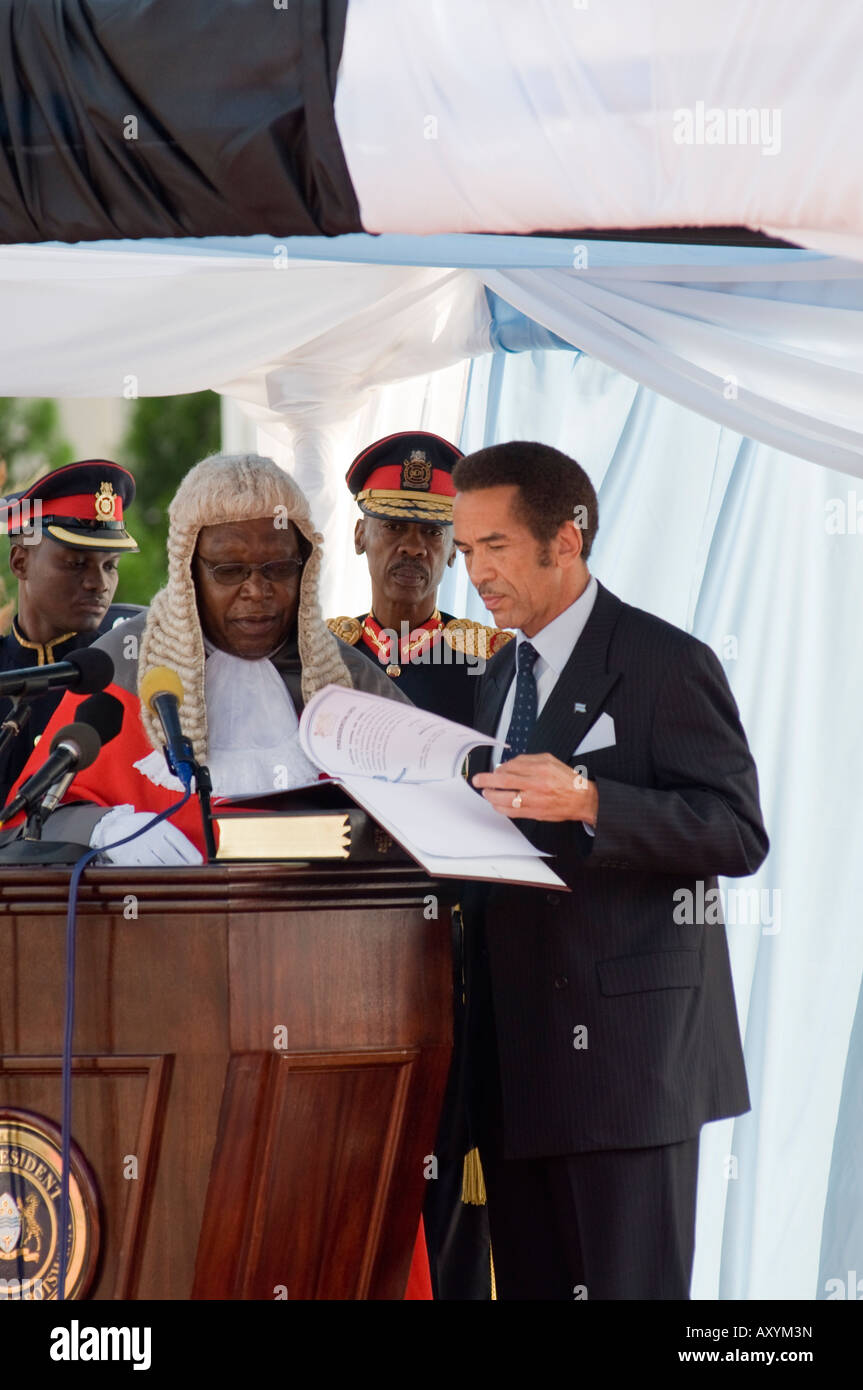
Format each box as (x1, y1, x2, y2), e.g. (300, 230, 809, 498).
(0, 398, 75, 483)
(114, 393, 222, 607)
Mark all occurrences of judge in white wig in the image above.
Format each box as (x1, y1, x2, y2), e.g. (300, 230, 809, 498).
(12, 453, 409, 864)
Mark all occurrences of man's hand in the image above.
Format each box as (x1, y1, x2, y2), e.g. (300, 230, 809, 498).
(472, 753, 599, 825)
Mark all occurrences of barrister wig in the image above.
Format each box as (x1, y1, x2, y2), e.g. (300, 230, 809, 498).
(137, 452, 353, 761)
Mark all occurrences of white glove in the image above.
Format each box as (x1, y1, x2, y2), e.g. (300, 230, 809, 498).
(89, 804, 203, 866)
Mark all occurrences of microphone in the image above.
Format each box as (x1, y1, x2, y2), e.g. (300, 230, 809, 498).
(38, 692, 125, 816)
(1, 723, 101, 823)
(0, 690, 125, 824)
(0, 647, 114, 699)
(139, 666, 195, 791)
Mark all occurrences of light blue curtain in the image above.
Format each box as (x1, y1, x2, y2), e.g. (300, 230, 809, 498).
(54, 232, 827, 269)
(440, 347, 863, 1300)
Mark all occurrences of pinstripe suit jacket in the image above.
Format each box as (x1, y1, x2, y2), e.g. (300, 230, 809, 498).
(464, 580, 769, 1159)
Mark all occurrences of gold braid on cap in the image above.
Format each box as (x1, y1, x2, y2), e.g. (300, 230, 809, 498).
(357, 489, 453, 521)
(137, 453, 353, 762)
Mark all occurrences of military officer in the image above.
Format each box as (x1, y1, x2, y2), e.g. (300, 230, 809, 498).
(0, 459, 140, 804)
(328, 431, 512, 1301)
(328, 431, 511, 726)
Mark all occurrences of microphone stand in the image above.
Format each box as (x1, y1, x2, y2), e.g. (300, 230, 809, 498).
(0, 695, 31, 759)
(23, 805, 45, 842)
(163, 744, 217, 863)
(193, 760, 218, 862)
(0, 792, 91, 862)
(0, 761, 92, 863)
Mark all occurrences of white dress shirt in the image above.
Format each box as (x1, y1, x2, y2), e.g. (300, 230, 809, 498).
(494, 575, 599, 757)
(493, 574, 599, 835)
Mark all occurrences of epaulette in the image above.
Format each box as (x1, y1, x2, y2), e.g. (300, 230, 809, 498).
(327, 616, 363, 646)
(442, 618, 515, 660)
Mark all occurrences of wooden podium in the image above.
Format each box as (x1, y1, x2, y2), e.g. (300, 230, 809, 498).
(0, 862, 453, 1300)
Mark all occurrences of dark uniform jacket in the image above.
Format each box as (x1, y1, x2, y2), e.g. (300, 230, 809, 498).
(464, 581, 769, 1160)
(0, 604, 141, 806)
(326, 611, 510, 726)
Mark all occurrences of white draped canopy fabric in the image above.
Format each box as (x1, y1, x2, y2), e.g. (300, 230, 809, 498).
(336, 0, 863, 257)
(0, 243, 861, 532)
(0, 247, 491, 400)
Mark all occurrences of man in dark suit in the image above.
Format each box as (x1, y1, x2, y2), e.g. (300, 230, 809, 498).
(0, 460, 140, 805)
(451, 440, 769, 1300)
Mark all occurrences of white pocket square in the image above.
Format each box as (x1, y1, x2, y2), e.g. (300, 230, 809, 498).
(573, 712, 616, 757)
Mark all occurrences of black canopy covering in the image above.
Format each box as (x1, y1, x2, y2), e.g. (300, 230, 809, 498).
(0, 0, 362, 243)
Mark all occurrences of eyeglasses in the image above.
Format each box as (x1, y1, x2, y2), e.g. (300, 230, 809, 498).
(197, 557, 304, 586)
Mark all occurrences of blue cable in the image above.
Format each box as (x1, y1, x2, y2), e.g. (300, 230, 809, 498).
(56, 789, 192, 1301)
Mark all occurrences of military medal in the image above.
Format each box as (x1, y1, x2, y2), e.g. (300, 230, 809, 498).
(361, 611, 443, 677)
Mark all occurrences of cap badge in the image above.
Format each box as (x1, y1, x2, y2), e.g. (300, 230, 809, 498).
(401, 450, 432, 491)
(94, 481, 116, 520)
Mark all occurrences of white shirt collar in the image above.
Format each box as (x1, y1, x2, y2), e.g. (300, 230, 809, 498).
(516, 574, 598, 674)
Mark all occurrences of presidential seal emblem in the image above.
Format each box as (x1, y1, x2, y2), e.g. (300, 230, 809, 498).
(0, 1109, 100, 1300)
(94, 481, 116, 520)
(401, 449, 432, 491)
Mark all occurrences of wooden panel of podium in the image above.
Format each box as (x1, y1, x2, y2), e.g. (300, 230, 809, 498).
(0, 863, 453, 1300)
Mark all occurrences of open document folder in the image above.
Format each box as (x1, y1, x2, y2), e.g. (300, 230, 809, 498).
(290, 685, 568, 889)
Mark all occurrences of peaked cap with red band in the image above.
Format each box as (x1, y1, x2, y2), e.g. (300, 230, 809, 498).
(346, 431, 463, 523)
(1, 459, 138, 551)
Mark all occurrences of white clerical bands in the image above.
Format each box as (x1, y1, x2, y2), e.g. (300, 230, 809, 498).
(511, 792, 524, 809)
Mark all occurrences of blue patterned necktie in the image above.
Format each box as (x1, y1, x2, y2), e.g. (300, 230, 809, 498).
(501, 641, 539, 762)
